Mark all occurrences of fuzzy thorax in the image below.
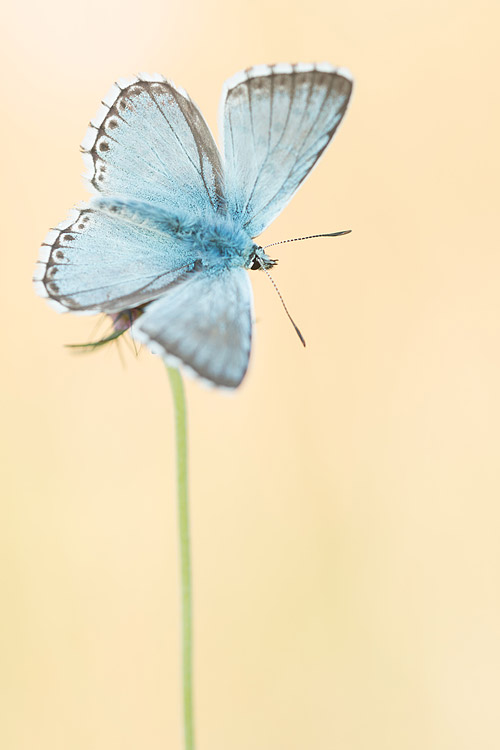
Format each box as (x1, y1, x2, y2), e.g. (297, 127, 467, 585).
(91, 195, 259, 270)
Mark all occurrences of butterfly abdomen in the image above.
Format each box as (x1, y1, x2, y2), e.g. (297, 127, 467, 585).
(92, 195, 255, 269)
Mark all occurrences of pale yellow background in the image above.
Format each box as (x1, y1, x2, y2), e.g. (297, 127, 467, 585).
(2, 0, 500, 748)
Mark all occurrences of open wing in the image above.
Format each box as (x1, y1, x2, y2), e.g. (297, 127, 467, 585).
(220, 63, 353, 237)
(33, 203, 200, 313)
(132, 267, 253, 388)
(36, 73, 227, 313)
(81, 73, 225, 215)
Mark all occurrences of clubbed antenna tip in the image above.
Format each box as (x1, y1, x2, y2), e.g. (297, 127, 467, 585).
(256, 261, 306, 347)
(262, 229, 351, 250)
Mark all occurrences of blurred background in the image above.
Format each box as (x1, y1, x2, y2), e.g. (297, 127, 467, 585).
(2, 0, 500, 748)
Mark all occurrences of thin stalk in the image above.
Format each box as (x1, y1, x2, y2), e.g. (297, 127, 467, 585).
(167, 366, 194, 750)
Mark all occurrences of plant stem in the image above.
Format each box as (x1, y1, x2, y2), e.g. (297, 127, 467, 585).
(167, 366, 194, 750)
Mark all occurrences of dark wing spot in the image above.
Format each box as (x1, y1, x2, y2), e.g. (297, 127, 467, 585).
(151, 82, 167, 96)
(252, 78, 266, 93)
(127, 84, 145, 97)
(99, 141, 110, 152)
(55, 251, 65, 260)
(77, 215, 90, 230)
(63, 234, 75, 241)
(119, 97, 134, 112)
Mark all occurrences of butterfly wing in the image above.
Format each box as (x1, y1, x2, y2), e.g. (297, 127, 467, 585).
(132, 267, 253, 388)
(36, 72, 228, 314)
(220, 63, 353, 237)
(36, 67, 351, 386)
(82, 73, 225, 214)
(33, 203, 200, 313)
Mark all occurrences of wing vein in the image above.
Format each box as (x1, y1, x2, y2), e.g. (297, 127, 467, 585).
(52, 263, 193, 300)
(244, 72, 335, 228)
(148, 87, 203, 181)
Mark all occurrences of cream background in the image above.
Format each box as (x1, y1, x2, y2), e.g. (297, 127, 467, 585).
(2, 0, 500, 748)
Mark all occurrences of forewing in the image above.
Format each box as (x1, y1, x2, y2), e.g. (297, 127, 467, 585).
(132, 268, 253, 388)
(82, 74, 225, 214)
(220, 63, 353, 237)
(33, 205, 199, 313)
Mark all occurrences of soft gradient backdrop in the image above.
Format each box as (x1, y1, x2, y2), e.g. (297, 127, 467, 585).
(2, 1, 500, 748)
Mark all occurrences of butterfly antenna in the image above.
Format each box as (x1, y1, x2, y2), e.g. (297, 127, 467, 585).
(258, 262, 306, 347)
(262, 229, 351, 250)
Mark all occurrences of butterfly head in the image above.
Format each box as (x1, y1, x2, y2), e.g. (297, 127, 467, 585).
(249, 246, 278, 271)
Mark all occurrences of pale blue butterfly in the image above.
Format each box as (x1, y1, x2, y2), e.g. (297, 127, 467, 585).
(34, 64, 353, 388)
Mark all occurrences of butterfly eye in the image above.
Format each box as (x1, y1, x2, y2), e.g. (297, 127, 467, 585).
(250, 248, 278, 271)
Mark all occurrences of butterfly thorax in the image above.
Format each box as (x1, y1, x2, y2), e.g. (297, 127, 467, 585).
(92, 195, 265, 271)
(182, 214, 255, 269)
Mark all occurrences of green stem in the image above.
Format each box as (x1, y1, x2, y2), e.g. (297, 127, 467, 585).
(167, 366, 194, 750)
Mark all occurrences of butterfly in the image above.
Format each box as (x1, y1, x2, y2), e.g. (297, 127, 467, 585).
(34, 64, 353, 388)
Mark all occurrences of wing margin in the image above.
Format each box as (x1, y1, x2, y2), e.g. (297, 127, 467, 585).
(132, 267, 253, 389)
(81, 73, 226, 215)
(219, 63, 353, 237)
